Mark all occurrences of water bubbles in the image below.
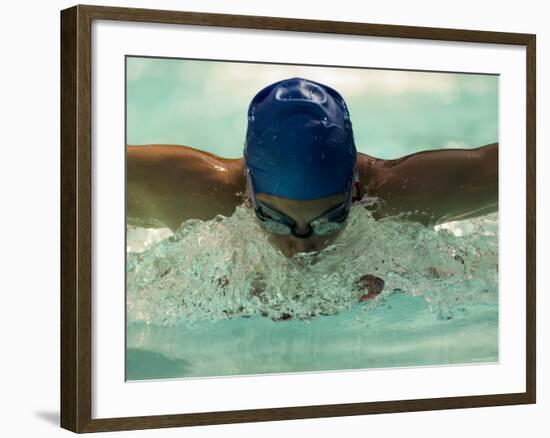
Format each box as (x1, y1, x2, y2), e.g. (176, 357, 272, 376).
(127, 205, 498, 326)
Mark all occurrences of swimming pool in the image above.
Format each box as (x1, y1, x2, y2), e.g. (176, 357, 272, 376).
(126, 204, 498, 380)
(125, 59, 499, 381)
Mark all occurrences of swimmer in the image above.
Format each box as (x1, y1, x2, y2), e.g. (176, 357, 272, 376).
(127, 76, 498, 297)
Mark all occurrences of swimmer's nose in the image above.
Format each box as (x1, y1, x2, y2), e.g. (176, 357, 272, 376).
(293, 222, 313, 237)
(293, 237, 316, 253)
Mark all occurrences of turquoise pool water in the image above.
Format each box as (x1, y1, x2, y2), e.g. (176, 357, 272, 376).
(126, 204, 498, 380)
(125, 58, 499, 381)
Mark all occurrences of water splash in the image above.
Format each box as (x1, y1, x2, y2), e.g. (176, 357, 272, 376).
(127, 204, 497, 326)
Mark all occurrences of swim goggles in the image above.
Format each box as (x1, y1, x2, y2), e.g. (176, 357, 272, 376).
(244, 167, 356, 239)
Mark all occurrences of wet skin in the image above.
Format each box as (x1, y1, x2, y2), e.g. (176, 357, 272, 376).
(126, 143, 497, 312)
(126, 143, 498, 235)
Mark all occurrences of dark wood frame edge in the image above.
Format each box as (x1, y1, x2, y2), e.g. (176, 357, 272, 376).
(60, 4, 537, 433)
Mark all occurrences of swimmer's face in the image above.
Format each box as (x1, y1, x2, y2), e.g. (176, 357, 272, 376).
(254, 191, 354, 258)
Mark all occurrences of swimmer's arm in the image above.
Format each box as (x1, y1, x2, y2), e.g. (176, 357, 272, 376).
(126, 145, 245, 231)
(356, 142, 498, 226)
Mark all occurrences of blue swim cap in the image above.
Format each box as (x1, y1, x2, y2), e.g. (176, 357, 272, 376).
(244, 77, 357, 200)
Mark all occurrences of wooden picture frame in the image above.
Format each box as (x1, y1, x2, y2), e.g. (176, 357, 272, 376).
(60, 4, 536, 433)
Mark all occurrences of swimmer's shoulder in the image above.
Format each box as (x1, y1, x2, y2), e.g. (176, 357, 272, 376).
(356, 152, 389, 196)
(126, 144, 246, 230)
(127, 144, 244, 186)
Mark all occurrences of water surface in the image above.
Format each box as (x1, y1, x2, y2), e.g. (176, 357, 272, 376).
(126, 205, 498, 380)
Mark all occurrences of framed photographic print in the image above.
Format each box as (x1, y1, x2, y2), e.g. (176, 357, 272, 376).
(60, 4, 536, 433)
